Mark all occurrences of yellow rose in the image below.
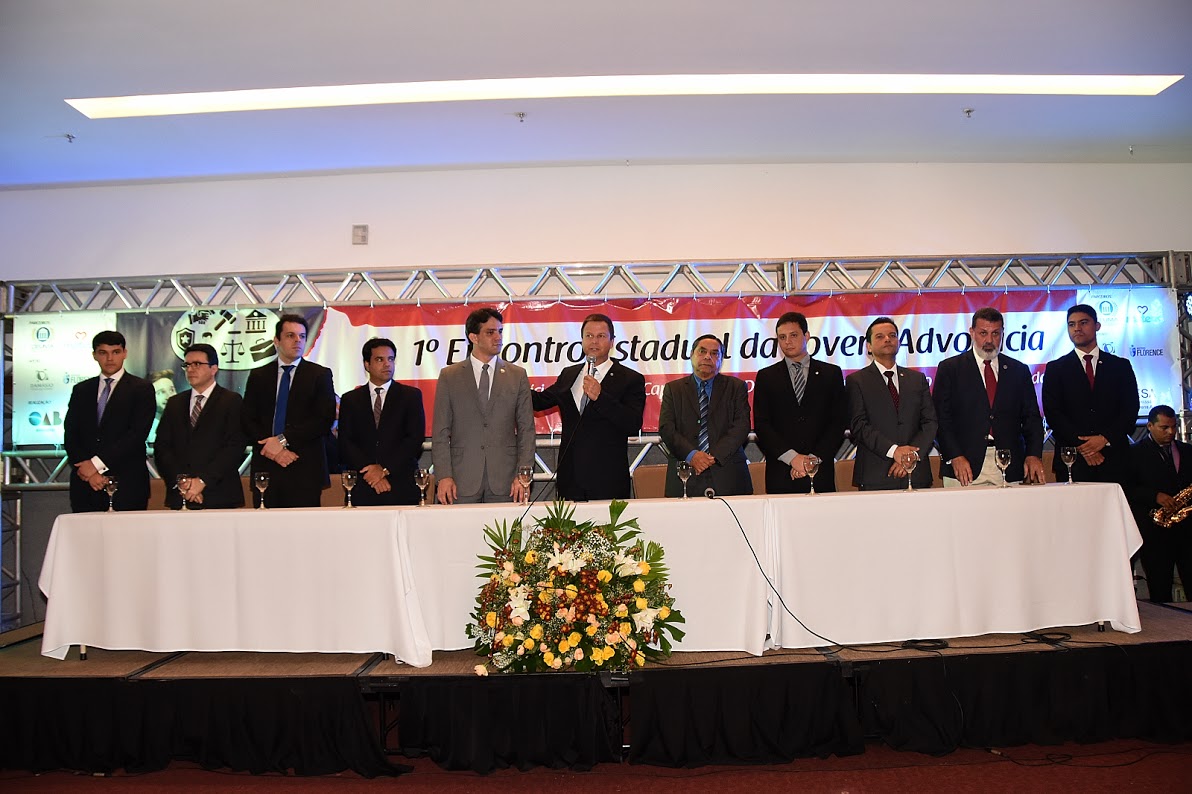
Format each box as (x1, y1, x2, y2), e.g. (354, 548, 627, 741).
(633, 579, 646, 593)
(539, 590, 552, 603)
(638, 562, 651, 575)
(658, 606, 671, 620)
(594, 655, 605, 666)
(485, 611, 497, 628)
(530, 624, 544, 641)
(634, 650, 646, 667)
(502, 634, 515, 648)
(543, 651, 555, 666)
(595, 593, 607, 604)
(565, 584, 578, 600)
(604, 647, 618, 661)
(615, 604, 629, 618)
(558, 640, 570, 653)
(597, 569, 613, 583)
(585, 624, 598, 637)
(619, 621, 632, 635)
(523, 638, 535, 650)
(569, 631, 582, 646)
(635, 597, 648, 610)
(524, 550, 538, 564)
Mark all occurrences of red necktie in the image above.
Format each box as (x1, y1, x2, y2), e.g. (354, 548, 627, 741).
(983, 359, 997, 407)
(884, 370, 900, 412)
(1083, 354, 1095, 389)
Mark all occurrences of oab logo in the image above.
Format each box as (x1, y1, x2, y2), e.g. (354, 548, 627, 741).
(28, 410, 63, 427)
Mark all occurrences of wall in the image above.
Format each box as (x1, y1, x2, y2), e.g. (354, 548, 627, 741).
(2, 162, 1191, 282)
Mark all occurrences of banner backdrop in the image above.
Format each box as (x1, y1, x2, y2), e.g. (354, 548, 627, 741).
(9, 286, 1181, 445)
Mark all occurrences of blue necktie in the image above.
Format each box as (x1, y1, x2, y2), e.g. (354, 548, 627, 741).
(273, 365, 294, 436)
(97, 377, 113, 423)
(697, 380, 710, 453)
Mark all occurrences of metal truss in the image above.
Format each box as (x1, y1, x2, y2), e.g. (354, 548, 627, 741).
(1, 253, 1178, 314)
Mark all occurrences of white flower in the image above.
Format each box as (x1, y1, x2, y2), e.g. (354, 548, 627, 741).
(632, 607, 660, 633)
(508, 584, 531, 622)
(614, 550, 639, 577)
(547, 547, 586, 574)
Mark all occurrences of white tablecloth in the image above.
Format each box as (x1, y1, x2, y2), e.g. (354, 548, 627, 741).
(768, 482, 1143, 648)
(39, 507, 433, 665)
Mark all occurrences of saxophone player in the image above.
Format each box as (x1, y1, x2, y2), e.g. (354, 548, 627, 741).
(1126, 405, 1192, 603)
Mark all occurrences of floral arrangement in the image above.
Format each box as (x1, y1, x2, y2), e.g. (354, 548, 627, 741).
(468, 500, 684, 675)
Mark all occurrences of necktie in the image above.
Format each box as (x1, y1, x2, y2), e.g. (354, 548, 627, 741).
(97, 377, 113, 422)
(580, 362, 596, 413)
(373, 387, 384, 427)
(478, 363, 491, 412)
(273, 365, 294, 436)
(790, 360, 805, 404)
(1083, 354, 1095, 389)
(983, 360, 997, 408)
(884, 370, 900, 413)
(1173, 443, 1182, 473)
(697, 380, 710, 453)
(190, 394, 204, 428)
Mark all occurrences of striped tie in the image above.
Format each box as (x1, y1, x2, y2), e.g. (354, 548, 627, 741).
(373, 387, 384, 427)
(190, 394, 204, 428)
(697, 380, 710, 453)
(790, 360, 805, 403)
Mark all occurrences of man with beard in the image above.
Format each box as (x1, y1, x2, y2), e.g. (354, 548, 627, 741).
(932, 307, 1045, 487)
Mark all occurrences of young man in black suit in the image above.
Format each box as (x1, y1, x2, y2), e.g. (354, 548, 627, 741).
(241, 313, 336, 507)
(658, 334, 753, 498)
(753, 311, 847, 494)
(337, 337, 426, 506)
(846, 317, 938, 490)
(154, 343, 247, 509)
(933, 307, 1045, 487)
(532, 313, 646, 501)
(1126, 405, 1192, 603)
(63, 330, 156, 512)
(1042, 304, 1139, 485)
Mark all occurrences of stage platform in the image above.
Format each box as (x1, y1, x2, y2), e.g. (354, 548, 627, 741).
(2, 602, 1191, 775)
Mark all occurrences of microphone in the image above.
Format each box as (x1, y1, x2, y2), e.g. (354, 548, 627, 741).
(704, 487, 716, 499)
(586, 355, 596, 375)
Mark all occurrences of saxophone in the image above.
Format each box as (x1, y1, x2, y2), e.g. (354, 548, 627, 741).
(1151, 483, 1192, 528)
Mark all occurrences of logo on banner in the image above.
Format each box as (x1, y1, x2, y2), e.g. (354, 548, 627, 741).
(170, 309, 281, 370)
(1102, 341, 1116, 355)
(34, 326, 51, 342)
(1098, 300, 1116, 317)
(1131, 346, 1164, 357)
(28, 410, 63, 427)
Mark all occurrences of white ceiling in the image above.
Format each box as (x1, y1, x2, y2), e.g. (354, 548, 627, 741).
(2, 0, 1190, 188)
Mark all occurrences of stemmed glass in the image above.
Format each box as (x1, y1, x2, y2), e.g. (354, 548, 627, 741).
(341, 470, 358, 508)
(175, 474, 192, 510)
(253, 471, 270, 509)
(995, 449, 1012, 488)
(901, 450, 920, 492)
(414, 468, 430, 506)
(103, 475, 119, 513)
(1059, 446, 1077, 484)
(805, 454, 822, 496)
(676, 460, 693, 500)
(517, 466, 533, 501)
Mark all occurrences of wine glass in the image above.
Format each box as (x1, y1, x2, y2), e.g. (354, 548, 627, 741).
(175, 474, 193, 510)
(341, 470, 358, 508)
(517, 466, 533, 501)
(414, 468, 430, 506)
(676, 460, 693, 500)
(805, 454, 822, 496)
(253, 471, 270, 509)
(1059, 446, 1077, 484)
(995, 449, 1012, 488)
(103, 475, 119, 512)
(901, 450, 920, 492)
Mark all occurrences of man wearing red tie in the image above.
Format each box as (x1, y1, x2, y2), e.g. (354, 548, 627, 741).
(933, 307, 1045, 487)
(1042, 304, 1139, 485)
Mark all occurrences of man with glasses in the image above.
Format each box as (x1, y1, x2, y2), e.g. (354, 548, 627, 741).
(533, 313, 646, 500)
(154, 343, 247, 509)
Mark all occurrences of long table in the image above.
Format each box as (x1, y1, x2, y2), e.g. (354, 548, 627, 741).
(39, 483, 1142, 665)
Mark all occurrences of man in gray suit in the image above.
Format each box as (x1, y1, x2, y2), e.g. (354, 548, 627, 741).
(658, 334, 753, 498)
(846, 316, 938, 490)
(433, 307, 535, 504)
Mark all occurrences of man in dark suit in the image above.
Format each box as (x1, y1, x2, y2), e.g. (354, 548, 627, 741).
(153, 343, 247, 509)
(753, 311, 847, 494)
(241, 313, 336, 507)
(846, 317, 938, 490)
(433, 307, 535, 504)
(933, 307, 1045, 487)
(658, 334, 752, 498)
(1126, 405, 1192, 603)
(63, 330, 156, 512)
(1042, 303, 1139, 484)
(337, 337, 426, 506)
(532, 313, 646, 501)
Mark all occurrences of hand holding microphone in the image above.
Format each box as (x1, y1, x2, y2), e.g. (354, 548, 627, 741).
(581, 355, 602, 401)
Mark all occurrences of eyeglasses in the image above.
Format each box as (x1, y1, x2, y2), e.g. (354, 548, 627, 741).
(180, 362, 213, 371)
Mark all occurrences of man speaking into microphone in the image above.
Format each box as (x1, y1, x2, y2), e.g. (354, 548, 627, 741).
(533, 313, 646, 501)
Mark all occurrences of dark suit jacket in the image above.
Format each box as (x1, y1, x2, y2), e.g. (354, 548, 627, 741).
(1041, 349, 1139, 483)
(753, 357, 847, 494)
(338, 380, 426, 506)
(932, 352, 1043, 483)
(846, 363, 938, 490)
(533, 361, 646, 501)
(1125, 436, 1192, 531)
(154, 384, 247, 509)
(658, 373, 753, 497)
(63, 372, 156, 512)
(241, 358, 336, 506)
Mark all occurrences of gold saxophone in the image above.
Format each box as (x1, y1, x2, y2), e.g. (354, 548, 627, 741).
(1151, 482, 1192, 528)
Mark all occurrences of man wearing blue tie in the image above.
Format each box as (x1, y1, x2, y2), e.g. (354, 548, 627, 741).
(241, 314, 336, 507)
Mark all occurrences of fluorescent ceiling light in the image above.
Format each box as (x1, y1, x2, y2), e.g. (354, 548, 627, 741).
(66, 73, 1184, 119)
